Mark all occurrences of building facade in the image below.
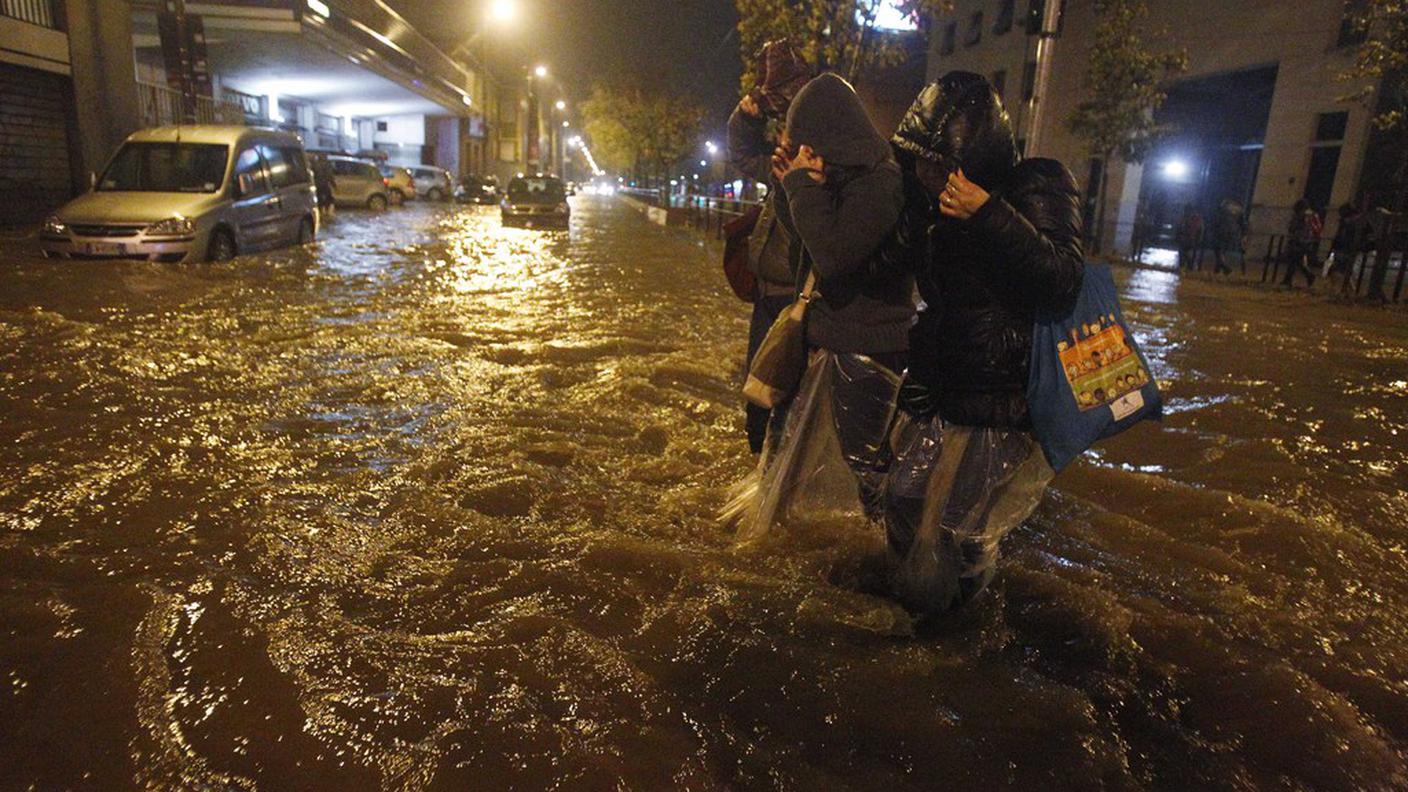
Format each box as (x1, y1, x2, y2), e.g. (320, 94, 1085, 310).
(926, 0, 1385, 254)
(1, 0, 530, 226)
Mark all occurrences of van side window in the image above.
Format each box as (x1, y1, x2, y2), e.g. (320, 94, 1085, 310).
(280, 147, 310, 184)
(259, 146, 292, 188)
(234, 147, 269, 196)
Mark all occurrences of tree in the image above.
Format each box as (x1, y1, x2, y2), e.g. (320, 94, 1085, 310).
(581, 84, 705, 184)
(1066, 0, 1187, 252)
(734, 0, 948, 90)
(1337, 0, 1408, 299)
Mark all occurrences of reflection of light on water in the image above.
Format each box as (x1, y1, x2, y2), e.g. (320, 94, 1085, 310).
(1122, 267, 1180, 305)
(1134, 247, 1180, 270)
(437, 214, 570, 295)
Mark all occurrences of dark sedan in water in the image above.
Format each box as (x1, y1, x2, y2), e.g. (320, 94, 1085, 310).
(501, 174, 569, 227)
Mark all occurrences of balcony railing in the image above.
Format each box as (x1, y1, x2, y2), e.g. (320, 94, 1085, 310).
(136, 80, 245, 127)
(0, 0, 62, 30)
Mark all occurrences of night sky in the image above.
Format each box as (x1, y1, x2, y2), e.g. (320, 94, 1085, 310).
(392, 0, 744, 137)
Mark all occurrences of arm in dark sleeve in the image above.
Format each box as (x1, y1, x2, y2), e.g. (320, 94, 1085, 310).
(966, 159, 1085, 312)
(781, 164, 903, 282)
(727, 107, 772, 183)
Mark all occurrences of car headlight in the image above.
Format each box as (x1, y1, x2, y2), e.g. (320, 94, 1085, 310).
(42, 216, 68, 236)
(146, 216, 195, 237)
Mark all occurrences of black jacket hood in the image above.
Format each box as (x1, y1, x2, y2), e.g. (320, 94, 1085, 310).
(785, 73, 891, 169)
(891, 71, 1018, 189)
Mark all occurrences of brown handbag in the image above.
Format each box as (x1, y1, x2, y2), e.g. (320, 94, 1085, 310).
(742, 271, 817, 408)
(722, 203, 762, 302)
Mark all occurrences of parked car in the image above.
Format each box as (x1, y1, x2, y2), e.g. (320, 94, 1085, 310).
(501, 174, 570, 227)
(378, 165, 415, 205)
(327, 155, 389, 210)
(39, 125, 317, 263)
(454, 175, 499, 205)
(409, 165, 454, 202)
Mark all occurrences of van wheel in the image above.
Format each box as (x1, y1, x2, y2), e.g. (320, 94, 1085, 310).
(207, 229, 236, 262)
(389, 189, 405, 207)
(427, 187, 443, 202)
(368, 194, 388, 211)
(297, 216, 315, 244)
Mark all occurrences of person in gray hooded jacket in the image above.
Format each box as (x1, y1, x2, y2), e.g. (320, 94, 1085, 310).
(742, 73, 913, 533)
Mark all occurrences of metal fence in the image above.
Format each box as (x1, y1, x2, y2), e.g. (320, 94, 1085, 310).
(1256, 235, 1406, 302)
(136, 81, 246, 128)
(1, 0, 61, 29)
(682, 195, 758, 239)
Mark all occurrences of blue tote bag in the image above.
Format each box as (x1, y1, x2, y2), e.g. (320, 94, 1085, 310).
(1027, 263, 1162, 471)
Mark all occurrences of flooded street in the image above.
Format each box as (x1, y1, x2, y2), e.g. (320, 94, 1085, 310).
(2, 197, 1407, 790)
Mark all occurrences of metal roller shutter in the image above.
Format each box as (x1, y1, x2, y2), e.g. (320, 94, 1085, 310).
(0, 61, 76, 226)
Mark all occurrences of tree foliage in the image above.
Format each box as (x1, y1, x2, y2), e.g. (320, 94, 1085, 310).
(1065, 0, 1186, 248)
(1066, 0, 1187, 164)
(581, 84, 705, 181)
(1339, 0, 1408, 133)
(734, 0, 948, 90)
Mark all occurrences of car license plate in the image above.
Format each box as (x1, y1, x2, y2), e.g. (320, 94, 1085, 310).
(84, 242, 125, 255)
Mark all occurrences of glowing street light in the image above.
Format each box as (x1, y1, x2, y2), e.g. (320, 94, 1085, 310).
(555, 99, 566, 111)
(705, 140, 718, 155)
(488, 0, 517, 23)
(562, 120, 570, 128)
(1162, 159, 1189, 179)
(534, 64, 548, 78)
(699, 159, 707, 167)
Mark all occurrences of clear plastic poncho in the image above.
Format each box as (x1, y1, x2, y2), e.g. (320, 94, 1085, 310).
(725, 350, 1054, 614)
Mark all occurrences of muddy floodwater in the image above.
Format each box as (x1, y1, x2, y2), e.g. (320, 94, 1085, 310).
(2, 198, 1407, 790)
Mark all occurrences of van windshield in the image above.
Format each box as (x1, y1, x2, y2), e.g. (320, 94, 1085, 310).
(98, 142, 230, 193)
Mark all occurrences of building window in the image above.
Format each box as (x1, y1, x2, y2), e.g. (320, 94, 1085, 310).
(376, 120, 388, 132)
(965, 11, 984, 46)
(1315, 110, 1349, 141)
(995, 0, 1015, 34)
(991, 69, 1007, 100)
(940, 21, 957, 55)
(1022, 60, 1037, 101)
(1337, 0, 1369, 47)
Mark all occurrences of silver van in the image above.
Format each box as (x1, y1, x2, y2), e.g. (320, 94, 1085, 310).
(328, 156, 389, 210)
(40, 125, 317, 263)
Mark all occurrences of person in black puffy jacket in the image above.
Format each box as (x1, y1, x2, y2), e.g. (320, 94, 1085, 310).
(879, 72, 1085, 613)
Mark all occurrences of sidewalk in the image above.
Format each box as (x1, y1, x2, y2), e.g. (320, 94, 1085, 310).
(1102, 248, 1407, 312)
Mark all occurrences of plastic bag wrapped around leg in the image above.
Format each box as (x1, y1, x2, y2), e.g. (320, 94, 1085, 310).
(724, 351, 902, 543)
(884, 416, 1054, 613)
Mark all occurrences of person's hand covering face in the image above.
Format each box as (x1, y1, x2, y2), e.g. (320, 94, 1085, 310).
(938, 168, 989, 220)
(782, 144, 825, 185)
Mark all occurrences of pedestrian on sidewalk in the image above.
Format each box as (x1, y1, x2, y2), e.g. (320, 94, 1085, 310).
(1282, 199, 1321, 288)
(728, 40, 812, 455)
(739, 72, 912, 533)
(883, 71, 1085, 614)
(1328, 200, 1365, 290)
(1211, 198, 1247, 276)
(1176, 203, 1204, 273)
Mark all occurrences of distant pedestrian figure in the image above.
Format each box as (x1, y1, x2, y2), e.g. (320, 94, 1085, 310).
(1176, 203, 1204, 272)
(1282, 199, 1321, 288)
(1211, 198, 1247, 275)
(728, 40, 812, 454)
(312, 157, 336, 221)
(1328, 200, 1364, 290)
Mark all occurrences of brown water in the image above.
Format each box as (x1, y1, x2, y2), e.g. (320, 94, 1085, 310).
(1, 199, 1406, 790)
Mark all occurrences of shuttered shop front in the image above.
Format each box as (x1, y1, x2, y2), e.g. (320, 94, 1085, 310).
(0, 62, 75, 226)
